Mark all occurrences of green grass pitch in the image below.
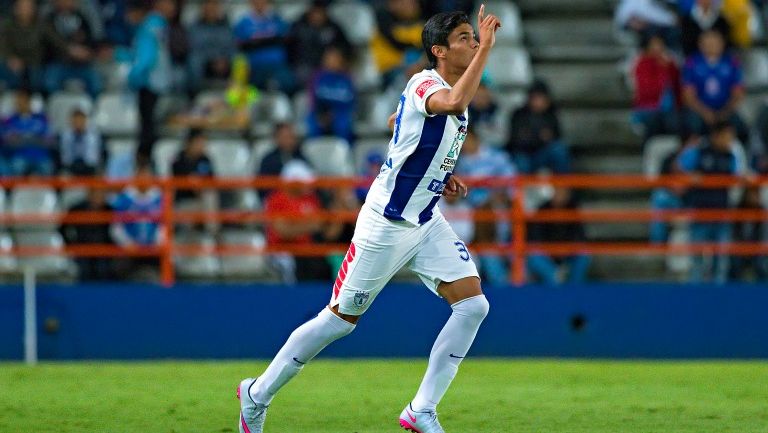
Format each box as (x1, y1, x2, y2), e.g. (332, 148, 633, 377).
(1, 359, 767, 432)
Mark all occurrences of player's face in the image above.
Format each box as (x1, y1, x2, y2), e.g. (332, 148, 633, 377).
(445, 23, 479, 69)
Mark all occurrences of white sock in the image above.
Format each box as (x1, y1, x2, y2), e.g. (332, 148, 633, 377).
(249, 307, 355, 405)
(411, 295, 489, 412)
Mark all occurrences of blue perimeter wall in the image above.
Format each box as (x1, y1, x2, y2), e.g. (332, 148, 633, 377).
(0, 283, 766, 360)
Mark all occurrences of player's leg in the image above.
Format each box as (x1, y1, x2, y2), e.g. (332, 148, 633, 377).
(240, 206, 419, 432)
(400, 217, 488, 432)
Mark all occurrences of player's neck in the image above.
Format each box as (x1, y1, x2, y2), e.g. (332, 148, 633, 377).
(434, 64, 462, 87)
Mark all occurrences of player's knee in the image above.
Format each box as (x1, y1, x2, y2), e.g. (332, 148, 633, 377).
(452, 294, 489, 322)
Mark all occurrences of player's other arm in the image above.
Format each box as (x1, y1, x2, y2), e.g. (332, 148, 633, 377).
(426, 8, 499, 116)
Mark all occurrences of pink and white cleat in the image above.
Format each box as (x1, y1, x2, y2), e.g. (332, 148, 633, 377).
(237, 378, 268, 433)
(399, 403, 445, 433)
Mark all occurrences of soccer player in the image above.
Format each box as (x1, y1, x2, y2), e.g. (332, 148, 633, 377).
(238, 6, 501, 433)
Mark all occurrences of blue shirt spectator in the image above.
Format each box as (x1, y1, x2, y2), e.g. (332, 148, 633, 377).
(233, 0, 295, 93)
(0, 89, 54, 176)
(307, 47, 356, 143)
(128, 9, 172, 93)
(682, 51, 742, 111)
(110, 159, 163, 247)
(454, 130, 516, 208)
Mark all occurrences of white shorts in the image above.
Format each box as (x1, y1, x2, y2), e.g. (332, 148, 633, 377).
(329, 204, 480, 315)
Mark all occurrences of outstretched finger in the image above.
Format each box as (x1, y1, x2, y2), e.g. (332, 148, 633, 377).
(478, 3, 485, 24)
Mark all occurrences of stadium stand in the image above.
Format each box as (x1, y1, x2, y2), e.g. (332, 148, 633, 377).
(0, 0, 766, 284)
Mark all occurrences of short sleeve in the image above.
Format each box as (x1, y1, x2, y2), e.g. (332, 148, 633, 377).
(407, 75, 449, 117)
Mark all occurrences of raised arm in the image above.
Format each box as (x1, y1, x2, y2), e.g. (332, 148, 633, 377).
(426, 5, 500, 115)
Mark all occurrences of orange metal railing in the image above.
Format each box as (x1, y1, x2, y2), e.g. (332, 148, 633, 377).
(1, 174, 767, 286)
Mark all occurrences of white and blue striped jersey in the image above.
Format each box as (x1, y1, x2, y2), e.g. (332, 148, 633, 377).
(365, 69, 469, 225)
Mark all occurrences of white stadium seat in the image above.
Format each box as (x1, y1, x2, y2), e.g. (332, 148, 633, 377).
(46, 92, 93, 133)
(329, 1, 375, 45)
(353, 138, 388, 174)
(252, 92, 295, 137)
(0, 232, 17, 273)
(14, 231, 75, 276)
(219, 229, 270, 278)
(303, 136, 354, 176)
(473, 1, 523, 45)
(485, 46, 533, 88)
(11, 187, 59, 230)
(95, 92, 139, 136)
(175, 231, 220, 278)
(152, 138, 183, 178)
(352, 50, 382, 91)
(743, 49, 768, 89)
(105, 138, 138, 179)
(205, 139, 251, 177)
(643, 135, 680, 177)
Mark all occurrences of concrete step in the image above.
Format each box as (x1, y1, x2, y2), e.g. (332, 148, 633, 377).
(572, 153, 643, 173)
(530, 45, 628, 63)
(580, 200, 650, 241)
(560, 108, 639, 148)
(534, 63, 630, 106)
(525, 18, 618, 48)
(516, 0, 613, 16)
(589, 255, 671, 282)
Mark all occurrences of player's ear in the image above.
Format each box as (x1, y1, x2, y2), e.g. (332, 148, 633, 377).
(431, 44, 446, 63)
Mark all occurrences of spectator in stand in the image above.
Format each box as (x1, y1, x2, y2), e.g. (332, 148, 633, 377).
(728, 186, 767, 282)
(99, 0, 133, 48)
(167, 0, 188, 92)
(752, 103, 768, 174)
(171, 129, 218, 233)
(110, 156, 163, 253)
(0, 0, 67, 93)
(455, 129, 516, 286)
(506, 80, 570, 174)
(729, 185, 768, 280)
(370, 0, 424, 89)
(128, 0, 174, 159)
(320, 187, 360, 272)
(468, 82, 503, 147)
(233, 0, 295, 94)
(614, 0, 679, 48)
(421, 0, 474, 16)
(632, 33, 682, 145)
(0, 89, 55, 176)
(682, 29, 748, 144)
(355, 150, 383, 202)
(58, 107, 104, 175)
(186, 0, 235, 94)
(171, 128, 214, 203)
(678, 120, 745, 283)
(307, 47, 356, 143)
(61, 188, 114, 280)
(259, 123, 306, 199)
(681, 0, 733, 57)
(527, 188, 591, 285)
(265, 160, 329, 282)
(286, 0, 352, 88)
(44, 0, 102, 97)
(649, 132, 699, 243)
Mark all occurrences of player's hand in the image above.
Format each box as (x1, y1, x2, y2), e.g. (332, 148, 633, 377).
(477, 4, 501, 49)
(387, 112, 397, 131)
(443, 175, 468, 198)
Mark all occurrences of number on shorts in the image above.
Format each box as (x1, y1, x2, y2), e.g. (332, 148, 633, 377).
(454, 241, 470, 262)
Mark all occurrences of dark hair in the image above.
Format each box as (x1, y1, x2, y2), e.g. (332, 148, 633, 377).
(710, 120, 734, 134)
(186, 128, 205, 143)
(422, 11, 470, 69)
(272, 122, 292, 136)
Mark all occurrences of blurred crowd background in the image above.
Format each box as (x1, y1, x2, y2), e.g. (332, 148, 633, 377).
(0, 0, 766, 285)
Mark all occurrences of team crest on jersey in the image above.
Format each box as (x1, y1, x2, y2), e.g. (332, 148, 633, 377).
(441, 124, 467, 171)
(353, 291, 370, 308)
(415, 79, 439, 98)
